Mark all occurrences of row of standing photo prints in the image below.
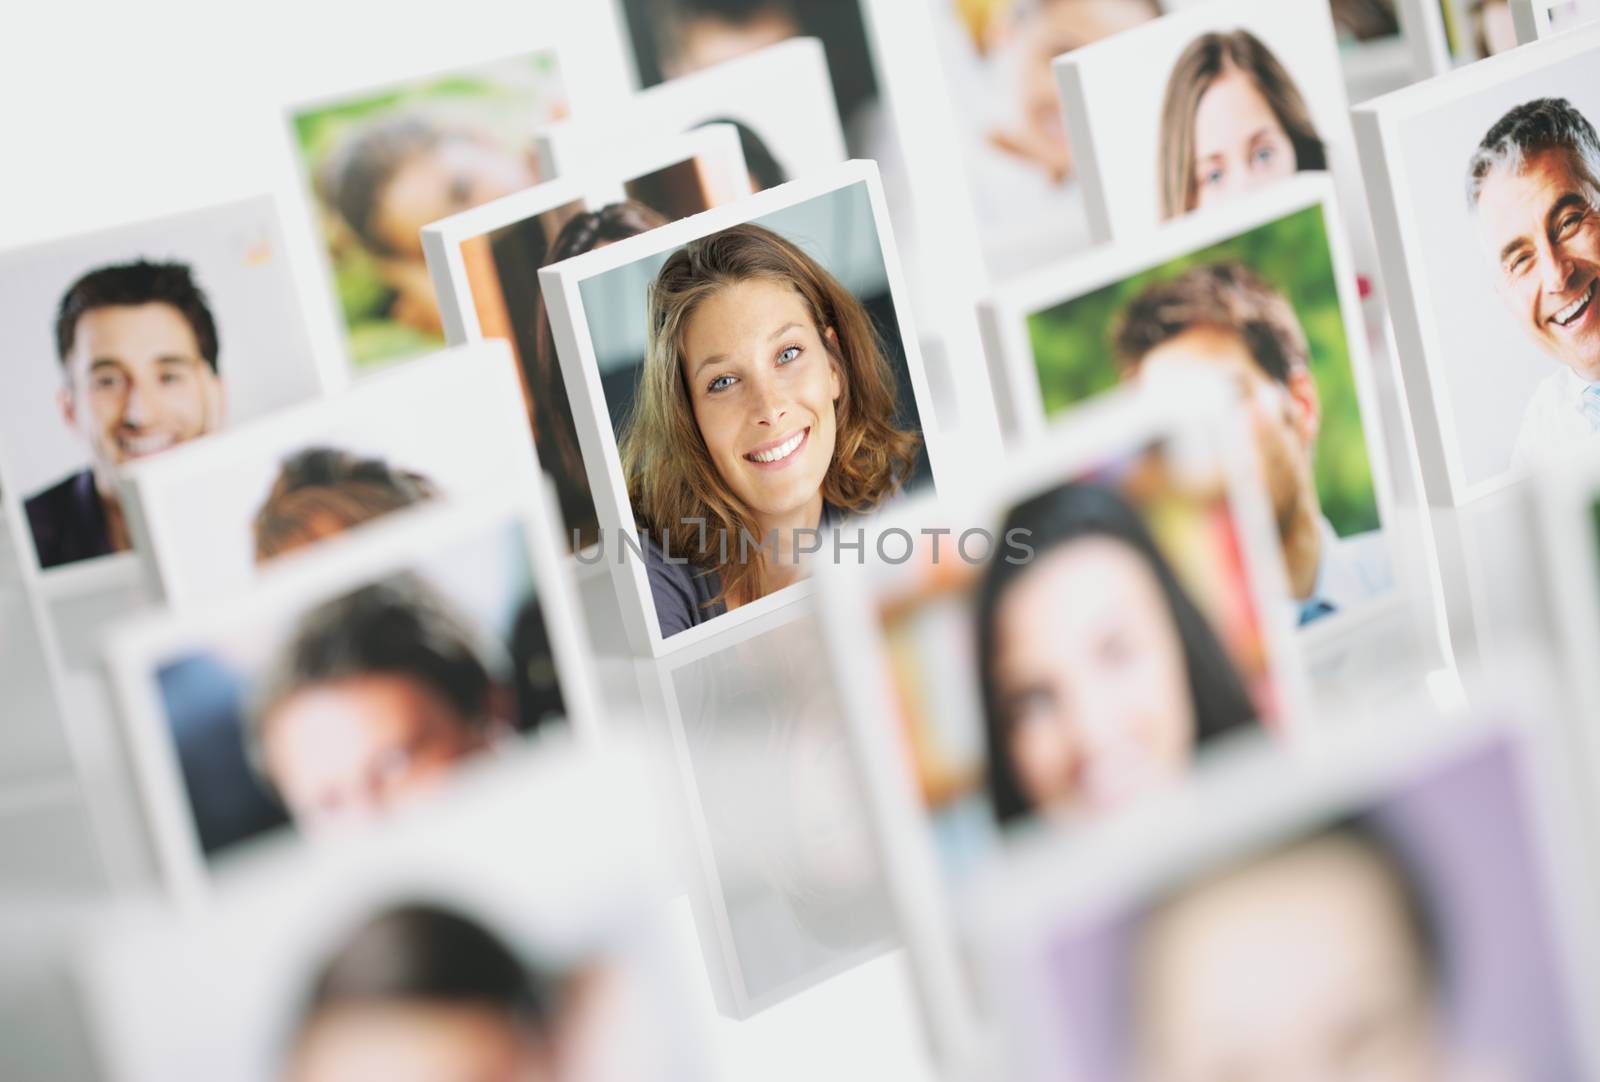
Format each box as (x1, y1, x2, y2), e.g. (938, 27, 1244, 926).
(7, 1, 1600, 1079)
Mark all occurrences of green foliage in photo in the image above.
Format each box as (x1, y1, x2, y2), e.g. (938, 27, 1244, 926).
(1025, 205, 1378, 538)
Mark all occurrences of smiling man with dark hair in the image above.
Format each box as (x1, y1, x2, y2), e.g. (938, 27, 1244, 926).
(25, 259, 225, 568)
(1468, 97, 1600, 471)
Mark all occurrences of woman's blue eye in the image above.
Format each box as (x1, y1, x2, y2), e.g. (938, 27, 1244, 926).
(778, 345, 802, 364)
(1202, 167, 1224, 187)
(708, 374, 736, 393)
(1252, 145, 1275, 166)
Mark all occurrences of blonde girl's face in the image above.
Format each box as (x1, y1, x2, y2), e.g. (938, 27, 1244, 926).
(1189, 64, 1298, 211)
(680, 278, 843, 532)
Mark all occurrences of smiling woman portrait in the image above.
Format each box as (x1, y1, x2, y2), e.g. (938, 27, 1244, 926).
(619, 222, 921, 638)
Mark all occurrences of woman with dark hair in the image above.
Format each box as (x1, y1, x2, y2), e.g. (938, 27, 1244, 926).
(1157, 29, 1327, 218)
(975, 482, 1257, 824)
(285, 903, 563, 1082)
(621, 222, 921, 637)
(532, 201, 671, 548)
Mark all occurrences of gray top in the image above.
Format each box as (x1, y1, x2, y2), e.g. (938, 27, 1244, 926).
(643, 503, 843, 639)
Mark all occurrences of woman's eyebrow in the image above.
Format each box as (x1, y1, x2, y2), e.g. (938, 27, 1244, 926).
(691, 353, 728, 378)
(690, 323, 806, 378)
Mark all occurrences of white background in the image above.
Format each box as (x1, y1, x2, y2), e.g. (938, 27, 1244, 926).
(0, 2, 939, 1079)
(1397, 58, 1600, 488)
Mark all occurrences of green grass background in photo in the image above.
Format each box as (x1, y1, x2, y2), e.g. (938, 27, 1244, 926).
(1025, 205, 1378, 538)
(292, 53, 566, 369)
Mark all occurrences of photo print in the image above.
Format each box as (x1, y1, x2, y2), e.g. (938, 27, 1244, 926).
(539, 161, 944, 656)
(423, 125, 754, 550)
(103, 492, 596, 899)
(290, 50, 568, 369)
(0, 198, 320, 582)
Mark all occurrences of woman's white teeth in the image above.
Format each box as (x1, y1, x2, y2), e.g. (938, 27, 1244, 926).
(750, 430, 804, 463)
(1554, 281, 1596, 327)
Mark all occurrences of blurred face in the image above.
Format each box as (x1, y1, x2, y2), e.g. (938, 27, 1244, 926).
(990, 537, 1197, 817)
(1190, 65, 1298, 211)
(1476, 148, 1600, 381)
(373, 137, 538, 259)
(1136, 325, 1319, 534)
(289, 1003, 553, 1082)
(1017, 0, 1157, 173)
(1477, 0, 1517, 56)
(57, 303, 223, 486)
(666, 9, 800, 76)
(1135, 836, 1444, 1082)
(262, 673, 491, 831)
(682, 278, 843, 533)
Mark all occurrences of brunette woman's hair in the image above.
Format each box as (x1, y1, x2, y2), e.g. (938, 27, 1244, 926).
(531, 201, 671, 545)
(975, 482, 1256, 824)
(620, 222, 920, 609)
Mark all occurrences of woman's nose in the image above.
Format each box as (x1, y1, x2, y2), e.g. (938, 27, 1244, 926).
(749, 377, 787, 426)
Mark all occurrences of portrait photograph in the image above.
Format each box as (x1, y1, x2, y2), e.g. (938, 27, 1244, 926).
(982, 176, 1396, 630)
(1054, 0, 1377, 281)
(971, 716, 1589, 1082)
(540, 161, 944, 657)
(923, 0, 1168, 278)
(119, 341, 539, 608)
(1354, 24, 1600, 501)
(102, 492, 596, 899)
(814, 386, 1305, 1072)
(0, 197, 322, 583)
(289, 50, 568, 370)
(826, 388, 1299, 885)
(423, 125, 753, 551)
(77, 747, 710, 1082)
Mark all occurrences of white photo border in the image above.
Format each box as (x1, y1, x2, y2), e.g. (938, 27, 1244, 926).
(540, 159, 950, 659)
(814, 384, 1312, 1075)
(101, 484, 602, 908)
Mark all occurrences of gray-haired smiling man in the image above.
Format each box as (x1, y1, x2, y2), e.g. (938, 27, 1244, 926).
(1468, 97, 1600, 471)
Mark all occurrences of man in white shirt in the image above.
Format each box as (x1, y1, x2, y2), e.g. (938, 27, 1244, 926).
(1115, 263, 1392, 626)
(1467, 98, 1600, 472)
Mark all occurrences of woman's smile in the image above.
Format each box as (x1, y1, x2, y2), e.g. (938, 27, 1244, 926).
(744, 426, 810, 468)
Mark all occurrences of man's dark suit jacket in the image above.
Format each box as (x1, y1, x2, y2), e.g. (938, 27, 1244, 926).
(24, 469, 112, 569)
